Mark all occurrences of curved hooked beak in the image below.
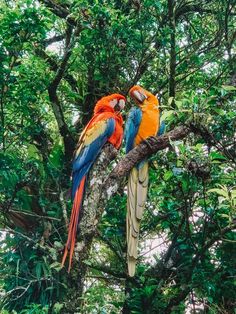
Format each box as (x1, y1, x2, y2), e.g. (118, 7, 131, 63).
(118, 99, 125, 110)
(113, 99, 125, 111)
(132, 90, 147, 104)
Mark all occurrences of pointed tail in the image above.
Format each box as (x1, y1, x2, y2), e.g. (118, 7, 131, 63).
(61, 176, 86, 272)
(127, 162, 149, 277)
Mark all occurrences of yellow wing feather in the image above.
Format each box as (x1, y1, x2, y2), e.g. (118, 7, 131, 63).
(75, 120, 108, 158)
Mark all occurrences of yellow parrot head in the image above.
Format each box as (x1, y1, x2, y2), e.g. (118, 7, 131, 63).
(129, 85, 158, 107)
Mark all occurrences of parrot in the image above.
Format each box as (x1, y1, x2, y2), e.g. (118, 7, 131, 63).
(125, 85, 164, 277)
(62, 93, 126, 272)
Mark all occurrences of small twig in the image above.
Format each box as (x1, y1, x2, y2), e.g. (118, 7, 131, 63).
(8, 209, 61, 221)
(0, 228, 51, 253)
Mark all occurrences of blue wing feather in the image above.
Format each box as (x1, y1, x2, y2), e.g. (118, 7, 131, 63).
(124, 107, 142, 153)
(71, 118, 115, 200)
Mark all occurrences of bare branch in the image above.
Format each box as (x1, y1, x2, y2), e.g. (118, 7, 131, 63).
(1, 228, 51, 253)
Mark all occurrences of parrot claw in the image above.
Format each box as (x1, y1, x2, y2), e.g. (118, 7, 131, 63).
(148, 135, 158, 141)
(142, 136, 157, 150)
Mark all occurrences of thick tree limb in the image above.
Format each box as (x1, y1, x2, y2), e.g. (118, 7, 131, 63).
(61, 145, 118, 313)
(38, 0, 77, 26)
(108, 125, 190, 179)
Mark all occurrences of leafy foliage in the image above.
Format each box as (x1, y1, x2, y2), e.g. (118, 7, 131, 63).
(0, 0, 235, 313)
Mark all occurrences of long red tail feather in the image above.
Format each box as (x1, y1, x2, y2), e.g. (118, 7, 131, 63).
(61, 176, 86, 272)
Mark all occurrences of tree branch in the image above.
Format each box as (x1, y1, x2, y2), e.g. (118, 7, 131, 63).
(48, 27, 74, 90)
(175, 4, 218, 21)
(87, 263, 127, 280)
(108, 125, 190, 179)
(44, 34, 65, 46)
(47, 26, 83, 159)
(38, 0, 76, 26)
(189, 123, 236, 163)
(1, 228, 51, 254)
(35, 48, 79, 92)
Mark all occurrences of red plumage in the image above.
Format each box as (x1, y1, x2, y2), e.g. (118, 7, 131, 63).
(62, 93, 125, 271)
(81, 93, 125, 149)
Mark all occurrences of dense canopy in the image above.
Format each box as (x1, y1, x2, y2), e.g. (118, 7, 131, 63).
(0, 0, 235, 313)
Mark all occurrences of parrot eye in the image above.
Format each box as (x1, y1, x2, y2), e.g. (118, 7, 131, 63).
(109, 99, 118, 108)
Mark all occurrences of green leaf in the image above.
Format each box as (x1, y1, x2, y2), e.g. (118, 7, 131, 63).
(209, 152, 227, 160)
(164, 170, 173, 180)
(207, 188, 229, 199)
(222, 85, 236, 91)
(162, 110, 175, 120)
(167, 97, 174, 105)
(35, 263, 42, 280)
(50, 262, 62, 272)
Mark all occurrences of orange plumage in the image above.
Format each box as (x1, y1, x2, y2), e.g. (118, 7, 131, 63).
(129, 86, 160, 145)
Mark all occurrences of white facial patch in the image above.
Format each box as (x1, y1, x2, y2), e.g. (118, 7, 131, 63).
(109, 99, 118, 108)
(133, 90, 147, 103)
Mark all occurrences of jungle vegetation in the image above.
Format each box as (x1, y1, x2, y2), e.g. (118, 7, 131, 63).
(0, 0, 235, 313)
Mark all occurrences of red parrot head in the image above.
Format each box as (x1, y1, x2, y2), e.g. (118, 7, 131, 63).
(94, 94, 126, 114)
(129, 85, 158, 107)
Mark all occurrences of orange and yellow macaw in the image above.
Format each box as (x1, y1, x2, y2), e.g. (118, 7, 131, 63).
(125, 85, 164, 276)
(62, 94, 126, 272)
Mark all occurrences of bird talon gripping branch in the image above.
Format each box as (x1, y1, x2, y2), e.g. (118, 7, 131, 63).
(142, 138, 154, 151)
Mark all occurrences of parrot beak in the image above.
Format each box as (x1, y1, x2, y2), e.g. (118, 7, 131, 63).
(110, 98, 125, 111)
(118, 99, 125, 110)
(131, 90, 147, 104)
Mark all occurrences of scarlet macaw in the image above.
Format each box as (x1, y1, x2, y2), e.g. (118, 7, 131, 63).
(62, 94, 126, 272)
(125, 85, 164, 277)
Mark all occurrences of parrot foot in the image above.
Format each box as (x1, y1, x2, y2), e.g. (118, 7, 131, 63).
(148, 135, 158, 141)
(142, 136, 157, 150)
